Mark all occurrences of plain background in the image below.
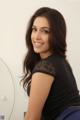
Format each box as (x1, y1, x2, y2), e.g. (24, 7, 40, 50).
(0, 0, 80, 120)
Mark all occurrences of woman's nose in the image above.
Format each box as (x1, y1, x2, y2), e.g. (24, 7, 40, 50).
(35, 31, 41, 40)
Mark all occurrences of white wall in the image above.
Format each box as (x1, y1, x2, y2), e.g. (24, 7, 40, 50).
(0, 0, 80, 120)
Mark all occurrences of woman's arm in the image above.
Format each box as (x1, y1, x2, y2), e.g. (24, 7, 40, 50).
(25, 72, 54, 120)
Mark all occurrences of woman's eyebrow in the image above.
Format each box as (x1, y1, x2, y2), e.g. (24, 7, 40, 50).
(41, 27, 50, 29)
(32, 25, 50, 29)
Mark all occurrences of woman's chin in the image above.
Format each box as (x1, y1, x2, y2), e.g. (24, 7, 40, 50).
(33, 49, 41, 53)
(34, 50, 40, 54)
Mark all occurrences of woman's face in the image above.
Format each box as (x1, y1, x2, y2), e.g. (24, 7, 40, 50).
(31, 16, 52, 59)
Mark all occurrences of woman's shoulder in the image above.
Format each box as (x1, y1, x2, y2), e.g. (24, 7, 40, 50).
(32, 54, 56, 77)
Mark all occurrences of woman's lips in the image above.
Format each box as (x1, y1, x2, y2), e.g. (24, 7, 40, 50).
(33, 42, 43, 48)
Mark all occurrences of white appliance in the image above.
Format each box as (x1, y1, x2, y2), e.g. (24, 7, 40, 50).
(0, 58, 15, 120)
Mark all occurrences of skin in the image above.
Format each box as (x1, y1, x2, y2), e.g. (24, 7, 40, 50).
(31, 17, 52, 59)
(25, 17, 55, 120)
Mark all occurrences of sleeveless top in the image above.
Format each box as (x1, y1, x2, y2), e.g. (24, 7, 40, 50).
(32, 54, 80, 120)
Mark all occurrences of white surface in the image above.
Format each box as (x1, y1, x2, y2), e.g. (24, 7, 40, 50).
(0, 58, 15, 120)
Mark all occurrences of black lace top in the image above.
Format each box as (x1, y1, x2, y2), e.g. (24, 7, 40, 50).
(32, 56, 55, 77)
(32, 54, 80, 120)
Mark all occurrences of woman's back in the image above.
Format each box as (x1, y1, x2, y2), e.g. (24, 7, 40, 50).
(32, 54, 80, 119)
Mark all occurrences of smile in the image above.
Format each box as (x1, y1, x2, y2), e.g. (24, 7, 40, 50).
(33, 42, 43, 48)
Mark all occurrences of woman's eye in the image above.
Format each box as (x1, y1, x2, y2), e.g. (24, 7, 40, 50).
(41, 29, 50, 34)
(32, 27, 37, 32)
(32, 27, 50, 34)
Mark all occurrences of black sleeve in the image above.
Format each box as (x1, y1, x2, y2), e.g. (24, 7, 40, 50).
(32, 59, 56, 77)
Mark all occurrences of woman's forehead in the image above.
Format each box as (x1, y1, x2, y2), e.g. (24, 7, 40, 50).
(33, 17, 50, 28)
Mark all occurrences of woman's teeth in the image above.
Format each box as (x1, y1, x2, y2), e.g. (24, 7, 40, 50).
(34, 42, 43, 47)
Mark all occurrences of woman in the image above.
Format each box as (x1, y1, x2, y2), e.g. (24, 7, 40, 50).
(22, 7, 80, 120)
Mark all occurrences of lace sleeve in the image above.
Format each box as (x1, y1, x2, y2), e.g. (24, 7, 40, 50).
(32, 59, 56, 77)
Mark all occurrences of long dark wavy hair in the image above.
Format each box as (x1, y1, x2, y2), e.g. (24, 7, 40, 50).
(22, 7, 67, 96)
